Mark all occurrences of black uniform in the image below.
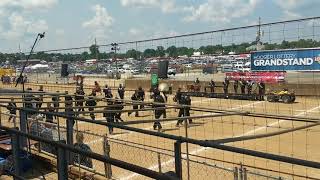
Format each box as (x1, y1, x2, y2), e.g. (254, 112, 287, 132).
(234, 80, 239, 94)
(7, 102, 17, 122)
(223, 79, 229, 95)
(240, 79, 247, 94)
(7, 102, 17, 115)
(247, 81, 253, 95)
(118, 86, 125, 99)
(103, 87, 113, 99)
(75, 90, 85, 113)
(258, 82, 266, 100)
(128, 92, 139, 117)
(176, 96, 192, 126)
(103, 102, 116, 134)
(174, 89, 182, 103)
(114, 100, 124, 122)
(86, 97, 97, 120)
(24, 93, 36, 116)
(65, 104, 75, 127)
(209, 80, 215, 93)
(137, 88, 145, 109)
(45, 106, 55, 123)
(153, 93, 165, 130)
(36, 88, 44, 108)
(65, 94, 73, 107)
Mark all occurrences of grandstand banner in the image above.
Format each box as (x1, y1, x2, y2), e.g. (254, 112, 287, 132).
(251, 48, 320, 71)
(226, 72, 286, 83)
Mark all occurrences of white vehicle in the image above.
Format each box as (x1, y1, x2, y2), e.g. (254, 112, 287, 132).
(144, 67, 151, 73)
(168, 68, 176, 75)
(221, 64, 233, 72)
(131, 69, 140, 74)
(184, 64, 192, 68)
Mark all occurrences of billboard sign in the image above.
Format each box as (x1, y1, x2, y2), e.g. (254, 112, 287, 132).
(251, 48, 320, 71)
(226, 72, 286, 83)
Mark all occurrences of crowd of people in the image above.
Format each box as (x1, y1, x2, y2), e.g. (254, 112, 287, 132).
(205, 78, 266, 100)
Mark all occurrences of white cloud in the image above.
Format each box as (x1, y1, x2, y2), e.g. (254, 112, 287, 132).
(120, 0, 177, 13)
(82, 4, 114, 29)
(55, 29, 65, 36)
(129, 28, 141, 36)
(283, 10, 302, 20)
(274, 0, 319, 19)
(0, 0, 58, 10)
(183, 0, 260, 23)
(2, 13, 48, 40)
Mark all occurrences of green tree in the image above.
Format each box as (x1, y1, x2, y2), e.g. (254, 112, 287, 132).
(143, 49, 156, 58)
(156, 46, 165, 57)
(89, 44, 100, 59)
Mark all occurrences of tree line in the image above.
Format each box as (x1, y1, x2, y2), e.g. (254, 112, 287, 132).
(1, 39, 320, 64)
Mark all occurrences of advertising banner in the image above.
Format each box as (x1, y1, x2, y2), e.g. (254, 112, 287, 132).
(251, 48, 320, 71)
(226, 72, 286, 83)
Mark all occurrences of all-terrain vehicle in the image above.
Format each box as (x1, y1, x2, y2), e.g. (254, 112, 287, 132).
(266, 89, 296, 103)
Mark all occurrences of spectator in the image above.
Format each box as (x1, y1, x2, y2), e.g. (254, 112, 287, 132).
(73, 133, 93, 168)
(6, 98, 17, 123)
(117, 84, 125, 99)
(45, 103, 55, 123)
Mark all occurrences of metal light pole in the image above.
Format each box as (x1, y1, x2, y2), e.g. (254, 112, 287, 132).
(111, 43, 119, 79)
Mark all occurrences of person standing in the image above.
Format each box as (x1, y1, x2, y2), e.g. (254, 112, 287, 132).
(86, 96, 97, 120)
(223, 78, 229, 95)
(114, 98, 124, 122)
(52, 91, 60, 119)
(176, 95, 192, 126)
(103, 85, 113, 99)
(153, 90, 165, 130)
(36, 85, 44, 108)
(247, 80, 253, 95)
(103, 101, 115, 134)
(258, 81, 266, 100)
(73, 133, 93, 168)
(137, 86, 145, 109)
(128, 91, 139, 117)
(209, 79, 215, 93)
(45, 102, 55, 123)
(7, 98, 17, 123)
(75, 88, 85, 115)
(118, 84, 125, 99)
(240, 79, 247, 94)
(233, 80, 239, 94)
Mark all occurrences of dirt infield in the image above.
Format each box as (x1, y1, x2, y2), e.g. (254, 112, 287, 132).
(1, 82, 320, 179)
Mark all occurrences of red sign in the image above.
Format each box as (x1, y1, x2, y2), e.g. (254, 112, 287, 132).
(226, 72, 286, 83)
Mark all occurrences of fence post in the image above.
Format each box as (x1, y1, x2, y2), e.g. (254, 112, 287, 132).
(103, 135, 112, 179)
(57, 146, 68, 180)
(12, 133, 21, 179)
(19, 110, 27, 148)
(66, 118, 74, 164)
(243, 167, 247, 180)
(234, 167, 238, 180)
(174, 141, 182, 180)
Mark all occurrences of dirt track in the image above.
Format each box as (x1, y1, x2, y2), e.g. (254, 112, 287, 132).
(1, 82, 320, 180)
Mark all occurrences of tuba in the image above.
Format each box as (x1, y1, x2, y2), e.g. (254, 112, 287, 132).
(158, 83, 169, 92)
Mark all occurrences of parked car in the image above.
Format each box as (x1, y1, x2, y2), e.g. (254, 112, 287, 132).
(168, 68, 176, 76)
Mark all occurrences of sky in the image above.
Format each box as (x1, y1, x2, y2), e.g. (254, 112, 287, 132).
(0, 0, 319, 53)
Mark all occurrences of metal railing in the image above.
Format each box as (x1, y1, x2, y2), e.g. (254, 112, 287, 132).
(0, 105, 320, 179)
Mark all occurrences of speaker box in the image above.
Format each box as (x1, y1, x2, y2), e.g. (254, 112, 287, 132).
(158, 60, 169, 79)
(61, 64, 69, 77)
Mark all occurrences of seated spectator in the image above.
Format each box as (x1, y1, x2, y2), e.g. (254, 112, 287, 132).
(29, 115, 45, 136)
(73, 133, 93, 168)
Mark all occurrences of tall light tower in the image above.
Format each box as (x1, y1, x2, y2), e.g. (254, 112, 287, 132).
(111, 43, 120, 79)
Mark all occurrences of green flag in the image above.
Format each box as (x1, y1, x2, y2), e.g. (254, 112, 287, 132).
(151, 74, 158, 86)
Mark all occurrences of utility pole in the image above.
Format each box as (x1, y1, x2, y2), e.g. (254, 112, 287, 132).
(95, 38, 98, 69)
(111, 43, 119, 79)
